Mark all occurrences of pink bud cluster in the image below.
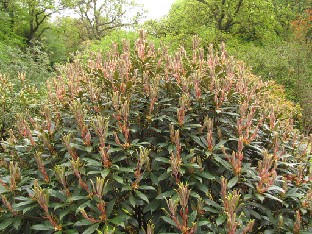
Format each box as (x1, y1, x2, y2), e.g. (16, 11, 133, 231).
(70, 158, 90, 194)
(166, 183, 197, 234)
(177, 94, 190, 126)
(112, 91, 130, 147)
(170, 126, 182, 183)
(16, 114, 36, 146)
(71, 101, 91, 145)
(221, 177, 254, 234)
(35, 152, 49, 182)
(222, 137, 244, 175)
(256, 151, 277, 193)
(31, 180, 62, 231)
(93, 116, 111, 167)
(132, 147, 150, 189)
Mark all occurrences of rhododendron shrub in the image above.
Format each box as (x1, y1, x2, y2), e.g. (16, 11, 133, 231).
(0, 32, 311, 233)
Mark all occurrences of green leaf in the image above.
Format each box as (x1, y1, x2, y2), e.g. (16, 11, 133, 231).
(156, 190, 175, 199)
(264, 230, 275, 234)
(13, 199, 35, 209)
(190, 135, 206, 148)
(196, 183, 208, 194)
(0, 184, 8, 194)
(83, 158, 100, 166)
(188, 211, 197, 225)
(216, 215, 226, 226)
(82, 223, 99, 234)
(268, 185, 285, 194)
(13, 199, 37, 214)
(135, 190, 149, 203)
(205, 199, 222, 210)
(31, 224, 54, 230)
(0, 218, 14, 230)
(154, 157, 170, 164)
(13, 219, 22, 230)
(59, 209, 71, 221)
(108, 215, 129, 227)
(285, 188, 303, 198)
(197, 220, 211, 227)
(183, 163, 201, 169)
(88, 170, 101, 175)
(112, 174, 123, 183)
(199, 171, 215, 180)
(139, 185, 156, 190)
(184, 124, 202, 128)
(101, 168, 110, 179)
(158, 171, 170, 182)
(62, 229, 79, 234)
(106, 199, 116, 217)
(161, 216, 177, 227)
(108, 147, 123, 154)
(227, 176, 238, 189)
(117, 167, 133, 173)
(244, 194, 253, 201)
(248, 209, 262, 219)
(203, 207, 220, 213)
(129, 194, 136, 207)
(71, 196, 88, 201)
(264, 193, 283, 203)
(213, 140, 227, 150)
(255, 193, 265, 202)
(157, 142, 169, 148)
(213, 154, 231, 170)
(143, 199, 160, 213)
(150, 127, 162, 133)
(74, 220, 93, 226)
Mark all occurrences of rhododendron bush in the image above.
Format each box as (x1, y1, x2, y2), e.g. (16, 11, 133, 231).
(0, 32, 311, 233)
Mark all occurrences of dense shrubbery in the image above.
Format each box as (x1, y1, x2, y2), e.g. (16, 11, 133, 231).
(0, 41, 53, 83)
(0, 41, 52, 139)
(0, 32, 311, 233)
(0, 73, 43, 140)
(227, 41, 312, 133)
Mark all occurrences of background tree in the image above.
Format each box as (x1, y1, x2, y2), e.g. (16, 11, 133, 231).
(22, 0, 67, 43)
(42, 16, 82, 63)
(1, 0, 68, 44)
(191, 0, 288, 42)
(0, 0, 24, 45)
(71, 0, 143, 40)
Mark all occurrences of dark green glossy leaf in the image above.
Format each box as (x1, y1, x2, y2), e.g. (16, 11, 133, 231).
(74, 220, 93, 226)
(143, 199, 160, 213)
(108, 215, 129, 227)
(156, 190, 176, 199)
(216, 215, 226, 226)
(31, 223, 54, 230)
(158, 171, 170, 182)
(135, 190, 149, 203)
(0, 218, 14, 230)
(188, 211, 197, 226)
(227, 176, 238, 189)
(161, 216, 177, 227)
(154, 157, 170, 164)
(82, 223, 99, 234)
(264, 193, 283, 203)
(112, 174, 123, 183)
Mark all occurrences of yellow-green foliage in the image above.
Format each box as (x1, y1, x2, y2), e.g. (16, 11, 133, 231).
(0, 73, 42, 139)
(265, 80, 302, 119)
